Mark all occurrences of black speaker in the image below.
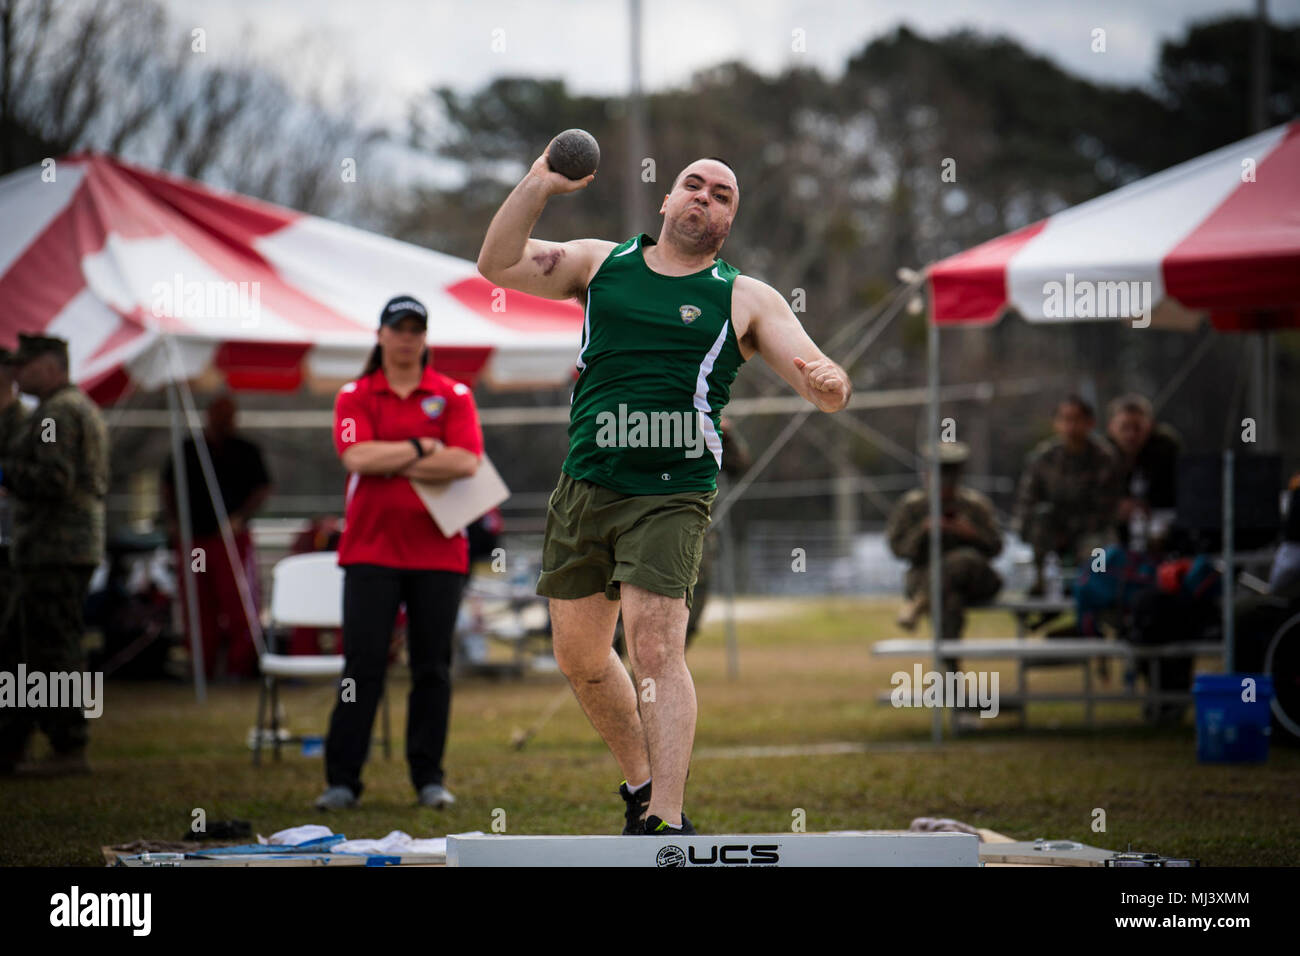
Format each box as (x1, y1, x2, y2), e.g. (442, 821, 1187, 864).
(1177, 452, 1280, 528)
(1176, 453, 1281, 551)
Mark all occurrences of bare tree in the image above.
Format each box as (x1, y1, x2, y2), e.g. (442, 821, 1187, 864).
(0, 0, 382, 221)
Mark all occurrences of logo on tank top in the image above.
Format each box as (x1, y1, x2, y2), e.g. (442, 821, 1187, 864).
(679, 304, 701, 325)
(421, 395, 446, 419)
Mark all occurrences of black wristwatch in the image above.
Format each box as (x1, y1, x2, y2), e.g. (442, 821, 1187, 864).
(410, 438, 425, 459)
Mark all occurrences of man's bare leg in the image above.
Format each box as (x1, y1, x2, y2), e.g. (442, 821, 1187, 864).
(621, 583, 693, 826)
(549, 593, 650, 786)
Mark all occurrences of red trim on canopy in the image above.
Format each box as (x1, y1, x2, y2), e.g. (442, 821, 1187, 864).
(0, 153, 590, 399)
(926, 221, 1047, 325)
(1163, 124, 1300, 314)
(83, 366, 133, 406)
(214, 341, 310, 391)
(926, 123, 1300, 332)
(446, 276, 585, 333)
(429, 346, 493, 387)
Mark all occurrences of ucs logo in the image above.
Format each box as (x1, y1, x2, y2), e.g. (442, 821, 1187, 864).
(655, 844, 780, 866)
(656, 845, 686, 867)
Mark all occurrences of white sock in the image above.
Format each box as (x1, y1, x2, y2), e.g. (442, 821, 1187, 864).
(627, 777, 651, 795)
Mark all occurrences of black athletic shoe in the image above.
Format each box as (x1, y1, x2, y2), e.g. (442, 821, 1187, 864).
(619, 780, 652, 834)
(642, 813, 696, 836)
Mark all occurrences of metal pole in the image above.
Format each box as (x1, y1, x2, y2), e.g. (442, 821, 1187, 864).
(1263, 332, 1275, 452)
(167, 379, 207, 704)
(1252, 0, 1269, 135)
(624, 0, 648, 240)
(1252, 3, 1274, 453)
(171, 368, 267, 659)
(1223, 449, 1235, 671)
(928, 305, 944, 744)
(1251, 335, 1270, 451)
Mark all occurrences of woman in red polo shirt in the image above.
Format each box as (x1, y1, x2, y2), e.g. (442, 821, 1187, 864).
(315, 294, 483, 811)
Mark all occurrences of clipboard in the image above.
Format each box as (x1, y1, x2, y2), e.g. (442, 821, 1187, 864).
(410, 455, 510, 537)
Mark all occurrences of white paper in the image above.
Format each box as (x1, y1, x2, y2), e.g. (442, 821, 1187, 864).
(410, 455, 510, 537)
(264, 824, 334, 846)
(332, 830, 485, 856)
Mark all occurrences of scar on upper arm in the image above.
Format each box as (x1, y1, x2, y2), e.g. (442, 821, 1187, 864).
(531, 248, 565, 276)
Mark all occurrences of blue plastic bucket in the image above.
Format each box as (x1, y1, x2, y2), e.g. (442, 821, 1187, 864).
(1194, 673, 1273, 763)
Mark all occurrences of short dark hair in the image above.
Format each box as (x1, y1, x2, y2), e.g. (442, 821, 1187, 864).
(1107, 393, 1153, 421)
(1056, 394, 1094, 420)
(672, 157, 739, 192)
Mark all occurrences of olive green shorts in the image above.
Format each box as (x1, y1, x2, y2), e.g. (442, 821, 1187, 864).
(537, 471, 717, 609)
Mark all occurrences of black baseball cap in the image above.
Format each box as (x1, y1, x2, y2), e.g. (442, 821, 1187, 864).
(14, 332, 69, 365)
(379, 295, 428, 329)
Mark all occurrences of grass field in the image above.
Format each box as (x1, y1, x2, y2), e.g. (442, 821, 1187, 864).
(4, 596, 1298, 866)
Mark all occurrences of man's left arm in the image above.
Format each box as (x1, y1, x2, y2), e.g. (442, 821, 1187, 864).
(735, 276, 851, 413)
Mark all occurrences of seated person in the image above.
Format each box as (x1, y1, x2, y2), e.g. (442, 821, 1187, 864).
(887, 441, 1003, 642)
(1013, 395, 1121, 594)
(1268, 473, 1300, 600)
(1105, 393, 1181, 553)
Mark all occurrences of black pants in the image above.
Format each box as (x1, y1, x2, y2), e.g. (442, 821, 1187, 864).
(1130, 589, 1209, 693)
(325, 564, 466, 796)
(0, 565, 95, 763)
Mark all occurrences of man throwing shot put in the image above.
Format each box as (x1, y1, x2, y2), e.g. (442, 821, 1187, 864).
(478, 150, 850, 835)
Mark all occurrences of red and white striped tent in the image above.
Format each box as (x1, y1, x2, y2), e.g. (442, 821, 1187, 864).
(915, 121, 1300, 740)
(0, 153, 585, 401)
(0, 152, 587, 702)
(927, 120, 1300, 330)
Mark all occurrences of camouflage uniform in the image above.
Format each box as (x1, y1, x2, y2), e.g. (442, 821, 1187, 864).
(0, 394, 28, 657)
(887, 485, 1003, 641)
(0, 378, 109, 764)
(1013, 435, 1121, 570)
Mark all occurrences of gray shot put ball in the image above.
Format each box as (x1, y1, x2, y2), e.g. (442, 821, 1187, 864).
(547, 129, 600, 180)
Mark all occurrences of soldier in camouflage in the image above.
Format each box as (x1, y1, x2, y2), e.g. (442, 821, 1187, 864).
(0, 334, 109, 776)
(887, 442, 1003, 643)
(1013, 395, 1121, 593)
(0, 349, 28, 610)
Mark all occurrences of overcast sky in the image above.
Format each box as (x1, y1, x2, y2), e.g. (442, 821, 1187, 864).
(161, 0, 1297, 126)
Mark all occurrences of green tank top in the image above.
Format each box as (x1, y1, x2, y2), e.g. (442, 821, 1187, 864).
(561, 233, 747, 494)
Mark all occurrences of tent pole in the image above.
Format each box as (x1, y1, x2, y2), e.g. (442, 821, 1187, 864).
(171, 369, 267, 660)
(928, 302, 944, 744)
(167, 378, 207, 704)
(1251, 334, 1271, 450)
(1223, 450, 1235, 671)
(1264, 332, 1275, 452)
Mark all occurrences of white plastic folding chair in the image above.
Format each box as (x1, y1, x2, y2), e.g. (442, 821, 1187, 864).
(254, 552, 390, 765)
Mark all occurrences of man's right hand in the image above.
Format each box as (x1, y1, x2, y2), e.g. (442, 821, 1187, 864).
(528, 149, 595, 197)
(478, 150, 610, 301)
